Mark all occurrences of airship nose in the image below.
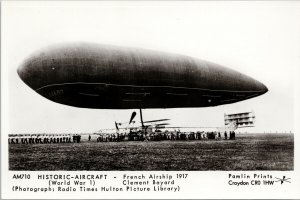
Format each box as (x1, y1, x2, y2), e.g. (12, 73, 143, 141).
(17, 59, 40, 90)
(17, 63, 29, 86)
(17, 63, 26, 83)
(17, 65, 23, 79)
(259, 82, 268, 94)
(238, 76, 268, 100)
(249, 77, 268, 96)
(237, 76, 268, 102)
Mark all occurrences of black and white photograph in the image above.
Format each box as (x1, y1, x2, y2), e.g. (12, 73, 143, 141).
(1, 1, 300, 199)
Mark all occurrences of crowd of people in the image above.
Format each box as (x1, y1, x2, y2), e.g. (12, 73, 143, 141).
(96, 130, 236, 142)
(8, 131, 236, 144)
(8, 134, 81, 144)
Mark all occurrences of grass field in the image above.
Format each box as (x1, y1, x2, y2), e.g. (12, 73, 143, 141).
(9, 133, 294, 171)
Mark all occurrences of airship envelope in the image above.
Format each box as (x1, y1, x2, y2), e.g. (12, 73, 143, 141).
(17, 43, 268, 109)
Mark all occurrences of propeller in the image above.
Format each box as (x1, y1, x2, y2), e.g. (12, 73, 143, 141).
(115, 121, 119, 130)
(129, 111, 136, 124)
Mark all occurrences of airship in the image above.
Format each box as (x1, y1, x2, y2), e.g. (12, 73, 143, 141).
(17, 42, 268, 109)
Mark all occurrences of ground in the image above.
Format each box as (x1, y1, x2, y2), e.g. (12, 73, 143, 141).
(9, 133, 294, 171)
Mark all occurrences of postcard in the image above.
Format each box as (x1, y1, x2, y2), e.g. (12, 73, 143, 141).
(1, 1, 299, 199)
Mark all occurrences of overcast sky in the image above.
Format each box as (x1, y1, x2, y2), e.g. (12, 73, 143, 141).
(2, 1, 299, 133)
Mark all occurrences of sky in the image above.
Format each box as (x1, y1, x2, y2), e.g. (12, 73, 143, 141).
(2, 1, 300, 133)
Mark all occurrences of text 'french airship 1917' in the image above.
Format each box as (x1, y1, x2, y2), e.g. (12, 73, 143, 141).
(17, 43, 268, 109)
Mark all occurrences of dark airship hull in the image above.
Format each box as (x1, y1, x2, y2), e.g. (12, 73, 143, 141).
(17, 43, 268, 109)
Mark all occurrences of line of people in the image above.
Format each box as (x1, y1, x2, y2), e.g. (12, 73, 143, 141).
(96, 130, 236, 142)
(8, 131, 236, 144)
(8, 135, 81, 144)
